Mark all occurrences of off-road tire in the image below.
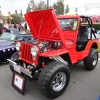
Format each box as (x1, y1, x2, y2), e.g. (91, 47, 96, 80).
(38, 61, 70, 99)
(9, 51, 18, 72)
(84, 48, 98, 70)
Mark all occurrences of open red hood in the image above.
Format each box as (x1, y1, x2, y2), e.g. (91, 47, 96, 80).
(24, 9, 65, 42)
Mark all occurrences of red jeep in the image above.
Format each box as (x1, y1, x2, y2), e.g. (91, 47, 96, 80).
(8, 9, 99, 98)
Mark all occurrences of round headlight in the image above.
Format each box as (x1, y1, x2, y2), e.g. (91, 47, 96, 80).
(16, 42, 21, 50)
(31, 46, 38, 57)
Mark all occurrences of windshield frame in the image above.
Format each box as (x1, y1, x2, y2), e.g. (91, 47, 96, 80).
(58, 18, 78, 31)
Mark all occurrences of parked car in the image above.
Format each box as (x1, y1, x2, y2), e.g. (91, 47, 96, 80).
(97, 30, 100, 34)
(8, 9, 99, 99)
(96, 95, 100, 100)
(0, 28, 33, 63)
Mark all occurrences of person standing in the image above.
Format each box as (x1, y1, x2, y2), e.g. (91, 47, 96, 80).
(14, 24, 17, 29)
(18, 23, 24, 32)
(24, 21, 27, 32)
(92, 15, 97, 23)
(4, 21, 8, 28)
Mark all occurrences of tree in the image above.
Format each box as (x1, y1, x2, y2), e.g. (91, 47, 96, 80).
(65, 4, 69, 14)
(11, 14, 22, 24)
(37, 1, 46, 10)
(26, 4, 31, 13)
(14, 10, 18, 14)
(29, 0, 36, 9)
(27, 0, 36, 12)
(52, 0, 64, 15)
(19, 9, 23, 18)
(28, 0, 47, 11)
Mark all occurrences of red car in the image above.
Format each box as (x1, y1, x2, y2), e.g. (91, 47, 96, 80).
(8, 9, 99, 98)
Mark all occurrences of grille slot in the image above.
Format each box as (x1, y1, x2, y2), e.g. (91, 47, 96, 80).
(20, 43, 33, 63)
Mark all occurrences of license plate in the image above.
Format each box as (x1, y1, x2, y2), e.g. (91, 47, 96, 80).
(14, 65, 21, 74)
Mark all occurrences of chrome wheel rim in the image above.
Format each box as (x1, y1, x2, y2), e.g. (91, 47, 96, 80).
(52, 72, 66, 92)
(93, 54, 98, 66)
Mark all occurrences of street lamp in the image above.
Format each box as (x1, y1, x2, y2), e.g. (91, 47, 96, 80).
(75, 7, 78, 14)
(47, 0, 49, 9)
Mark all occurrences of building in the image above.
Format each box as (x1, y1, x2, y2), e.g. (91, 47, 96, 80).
(69, 3, 100, 16)
(85, 3, 100, 11)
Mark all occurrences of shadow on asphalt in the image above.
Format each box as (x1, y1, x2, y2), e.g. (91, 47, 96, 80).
(23, 62, 87, 100)
(1, 61, 99, 100)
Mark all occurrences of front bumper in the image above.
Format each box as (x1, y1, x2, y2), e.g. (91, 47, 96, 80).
(7, 59, 33, 78)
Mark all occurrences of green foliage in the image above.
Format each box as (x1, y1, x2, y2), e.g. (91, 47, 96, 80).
(28, 0, 47, 11)
(92, 23, 100, 30)
(82, 23, 100, 30)
(37, 1, 47, 10)
(19, 9, 23, 18)
(14, 10, 18, 14)
(29, 0, 36, 9)
(11, 14, 22, 24)
(26, 4, 31, 13)
(97, 42, 100, 52)
(52, 0, 64, 15)
(65, 5, 69, 13)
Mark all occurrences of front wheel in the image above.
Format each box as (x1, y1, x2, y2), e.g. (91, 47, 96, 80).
(38, 61, 70, 99)
(84, 48, 98, 70)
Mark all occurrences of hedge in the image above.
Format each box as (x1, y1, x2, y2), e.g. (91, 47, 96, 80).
(82, 23, 100, 31)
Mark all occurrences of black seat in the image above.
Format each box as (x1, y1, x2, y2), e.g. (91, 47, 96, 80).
(76, 26, 88, 51)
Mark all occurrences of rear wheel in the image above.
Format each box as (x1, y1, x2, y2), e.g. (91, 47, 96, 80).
(38, 61, 70, 99)
(84, 48, 98, 70)
(9, 52, 18, 72)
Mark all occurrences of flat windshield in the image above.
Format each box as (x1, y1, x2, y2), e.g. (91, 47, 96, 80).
(0, 32, 16, 40)
(58, 18, 78, 31)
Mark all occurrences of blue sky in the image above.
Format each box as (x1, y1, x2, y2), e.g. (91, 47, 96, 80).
(0, 0, 100, 16)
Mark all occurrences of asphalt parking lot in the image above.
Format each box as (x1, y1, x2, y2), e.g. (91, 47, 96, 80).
(0, 59, 100, 100)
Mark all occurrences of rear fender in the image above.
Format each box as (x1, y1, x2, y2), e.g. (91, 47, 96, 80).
(85, 40, 98, 50)
(68, 40, 99, 65)
(81, 40, 98, 57)
(81, 40, 98, 60)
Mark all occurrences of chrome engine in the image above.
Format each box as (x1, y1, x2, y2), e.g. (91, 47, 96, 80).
(38, 41, 62, 53)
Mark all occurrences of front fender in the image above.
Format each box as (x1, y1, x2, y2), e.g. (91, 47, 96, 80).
(39, 48, 68, 57)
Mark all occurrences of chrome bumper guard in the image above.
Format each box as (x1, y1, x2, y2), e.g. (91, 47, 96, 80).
(7, 59, 33, 78)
